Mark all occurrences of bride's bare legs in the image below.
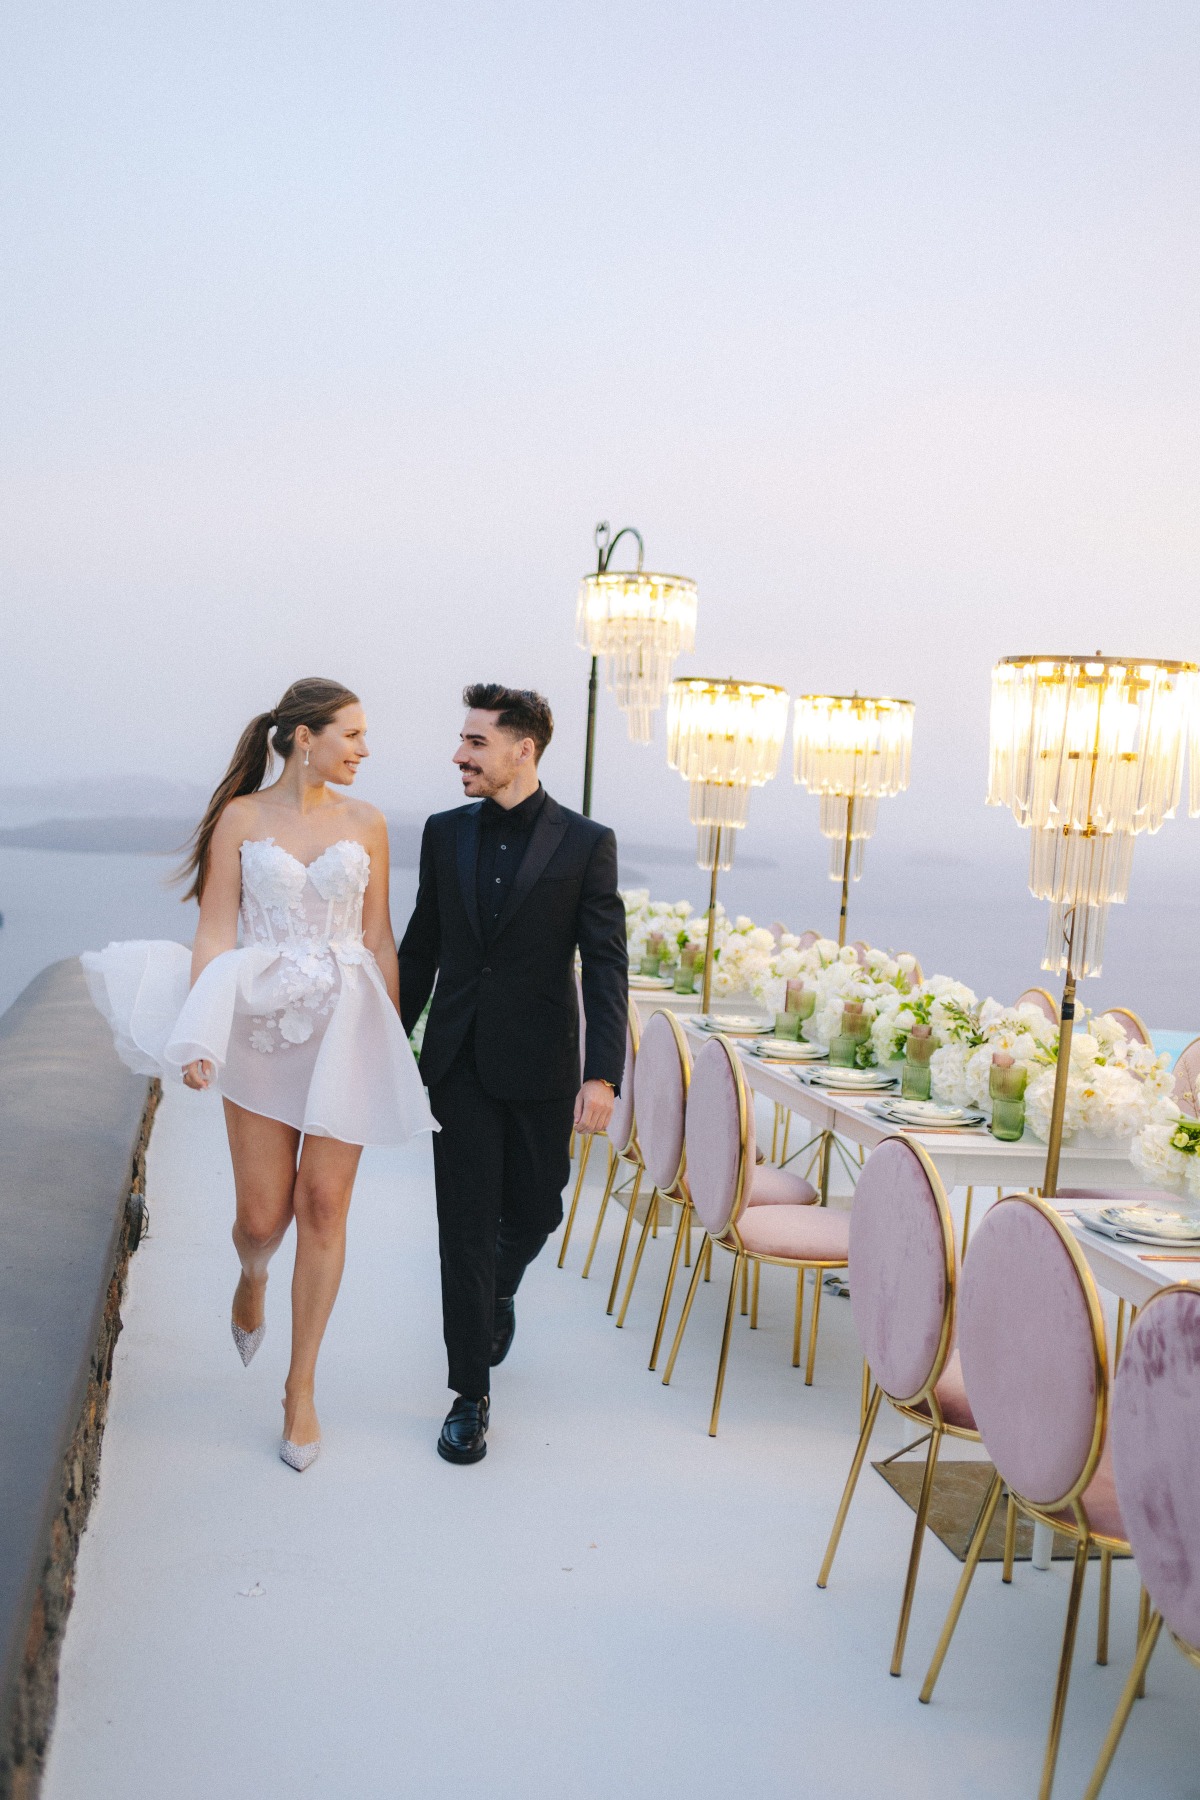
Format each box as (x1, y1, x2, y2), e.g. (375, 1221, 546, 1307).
(224, 1100, 300, 1333)
(283, 1134, 363, 1446)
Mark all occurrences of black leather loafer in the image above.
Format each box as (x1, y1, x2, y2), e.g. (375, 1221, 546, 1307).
(437, 1395, 490, 1464)
(490, 1295, 516, 1366)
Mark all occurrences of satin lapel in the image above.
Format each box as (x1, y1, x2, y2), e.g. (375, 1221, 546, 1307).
(456, 804, 484, 945)
(491, 797, 569, 940)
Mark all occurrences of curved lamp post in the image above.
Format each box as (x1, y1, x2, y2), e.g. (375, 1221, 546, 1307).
(792, 693, 915, 946)
(666, 676, 790, 1009)
(988, 654, 1199, 1195)
(576, 521, 697, 815)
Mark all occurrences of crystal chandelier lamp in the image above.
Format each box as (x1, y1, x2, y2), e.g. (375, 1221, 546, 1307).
(576, 521, 697, 816)
(666, 677, 790, 1009)
(792, 693, 915, 946)
(987, 653, 1199, 1195)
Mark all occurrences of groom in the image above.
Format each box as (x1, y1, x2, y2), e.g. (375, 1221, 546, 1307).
(399, 684, 628, 1464)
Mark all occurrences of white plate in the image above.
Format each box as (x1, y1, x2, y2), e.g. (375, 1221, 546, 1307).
(808, 1066, 893, 1085)
(806, 1072, 897, 1092)
(752, 1042, 828, 1062)
(696, 1015, 774, 1035)
(868, 1102, 986, 1130)
(1088, 1206, 1200, 1247)
(628, 973, 676, 990)
(889, 1101, 978, 1124)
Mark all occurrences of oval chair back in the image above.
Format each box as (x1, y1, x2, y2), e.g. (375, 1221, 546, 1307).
(1172, 1034, 1200, 1118)
(607, 1001, 640, 1159)
(796, 929, 821, 950)
(820, 1136, 966, 1677)
(685, 1035, 753, 1241)
(1102, 1006, 1152, 1049)
(852, 940, 871, 965)
(959, 1193, 1105, 1514)
(849, 1137, 954, 1408)
(632, 1009, 691, 1197)
(1015, 986, 1059, 1024)
(1112, 1284, 1200, 1653)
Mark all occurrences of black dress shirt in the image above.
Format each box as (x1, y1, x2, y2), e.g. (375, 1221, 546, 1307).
(476, 784, 547, 939)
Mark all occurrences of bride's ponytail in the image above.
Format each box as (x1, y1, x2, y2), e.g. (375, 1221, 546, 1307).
(177, 677, 359, 901)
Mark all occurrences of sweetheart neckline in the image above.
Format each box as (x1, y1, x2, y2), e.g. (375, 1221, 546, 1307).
(240, 836, 371, 874)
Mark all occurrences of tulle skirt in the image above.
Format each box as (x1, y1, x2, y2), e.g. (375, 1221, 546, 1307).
(80, 940, 437, 1149)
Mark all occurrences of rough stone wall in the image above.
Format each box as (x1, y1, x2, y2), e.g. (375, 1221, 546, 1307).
(1, 1080, 160, 1800)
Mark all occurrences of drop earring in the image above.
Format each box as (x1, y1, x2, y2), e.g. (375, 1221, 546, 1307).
(304, 748, 310, 767)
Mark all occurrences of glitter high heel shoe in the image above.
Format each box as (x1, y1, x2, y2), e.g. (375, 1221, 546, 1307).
(231, 1318, 266, 1366)
(279, 1437, 320, 1472)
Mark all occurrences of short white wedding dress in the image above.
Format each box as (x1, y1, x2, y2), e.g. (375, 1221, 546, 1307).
(82, 837, 436, 1147)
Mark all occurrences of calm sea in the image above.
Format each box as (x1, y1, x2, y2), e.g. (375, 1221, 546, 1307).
(1, 838, 1196, 1044)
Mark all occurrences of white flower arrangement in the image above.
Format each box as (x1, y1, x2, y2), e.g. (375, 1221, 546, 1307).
(1130, 1097, 1200, 1198)
(620, 891, 1171, 1147)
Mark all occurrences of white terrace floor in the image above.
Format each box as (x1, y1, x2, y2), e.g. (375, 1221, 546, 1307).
(44, 1085, 1195, 1800)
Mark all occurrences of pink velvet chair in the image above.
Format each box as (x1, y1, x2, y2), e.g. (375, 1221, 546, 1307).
(1081, 1283, 1200, 1800)
(1101, 1006, 1152, 1049)
(1015, 985, 1060, 1023)
(919, 1192, 1129, 1800)
(559, 998, 644, 1277)
(661, 1035, 842, 1435)
(817, 1137, 979, 1675)
(1171, 1034, 1200, 1117)
(610, 1009, 693, 1323)
(796, 928, 822, 950)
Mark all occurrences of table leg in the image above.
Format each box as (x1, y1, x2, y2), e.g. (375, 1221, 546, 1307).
(1031, 1521, 1054, 1571)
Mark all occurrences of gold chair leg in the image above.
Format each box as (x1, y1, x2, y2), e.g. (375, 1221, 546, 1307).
(1097, 1548, 1112, 1665)
(649, 1201, 691, 1372)
(662, 1235, 711, 1385)
(961, 1185, 974, 1254)
(1038, 1534, 1091, 1800)
(740, 1256, 749, 1316)
(817, 1384, 883, 1587)
(793, 1270, 805, 1368)
(860, 1357, 870, 1429)
(804, 1266, 825, 1385)
(709, 1253, 744, 1437)
(557, 1131, 594, 1267)
(780, 1110, 792, 1164)
(1080, 1611, 1163, 1800)
(750, 1259, 761, 1328)
(891, 1427, 943, 1676)
(684, 1208, 692, 1268)
(617, 1191, 659, 1327)
(771, 1101, 781, 1162)
(1002, 1491, 1018, 1583)
(581, 1148, 620, 1279)
(919, 1469, 1004, 1703)
(703, 1237, 712, 1281)
(1136, 1586, 1151, 1698)
(1114, 1298, 1127, 1369)
(605, 1169, 645, 1314)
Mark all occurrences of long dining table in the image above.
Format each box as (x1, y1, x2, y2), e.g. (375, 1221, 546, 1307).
(631, 991, 1198, 1308)
(634, 991, 1198, 1569)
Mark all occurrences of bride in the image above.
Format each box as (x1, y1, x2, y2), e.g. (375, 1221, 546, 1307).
(83, 677, 435, 1471)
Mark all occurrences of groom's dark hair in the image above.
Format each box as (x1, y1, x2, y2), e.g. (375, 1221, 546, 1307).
(463, 683, 554, 762)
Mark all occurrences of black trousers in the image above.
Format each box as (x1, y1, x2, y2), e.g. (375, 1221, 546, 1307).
(429, 1044, 575, 1399)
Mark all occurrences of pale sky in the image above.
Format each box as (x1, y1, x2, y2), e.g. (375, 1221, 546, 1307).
(4, 1, 1200, 880)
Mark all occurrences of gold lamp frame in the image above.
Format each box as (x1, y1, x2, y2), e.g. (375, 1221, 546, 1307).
(666, 676, 790, 1010)
(576, 521, 697, 816)
(987, 653, 1199, 1196)
(792, 692, 915, 946)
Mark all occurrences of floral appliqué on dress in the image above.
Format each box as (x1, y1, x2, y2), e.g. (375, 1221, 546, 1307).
(239, 838, 372, 1055)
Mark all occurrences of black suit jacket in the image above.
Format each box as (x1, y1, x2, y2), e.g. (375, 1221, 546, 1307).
(398, 792, 628, 1104)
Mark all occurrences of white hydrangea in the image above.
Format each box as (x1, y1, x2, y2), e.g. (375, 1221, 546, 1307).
(1131, 1097, 1192, 1193)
